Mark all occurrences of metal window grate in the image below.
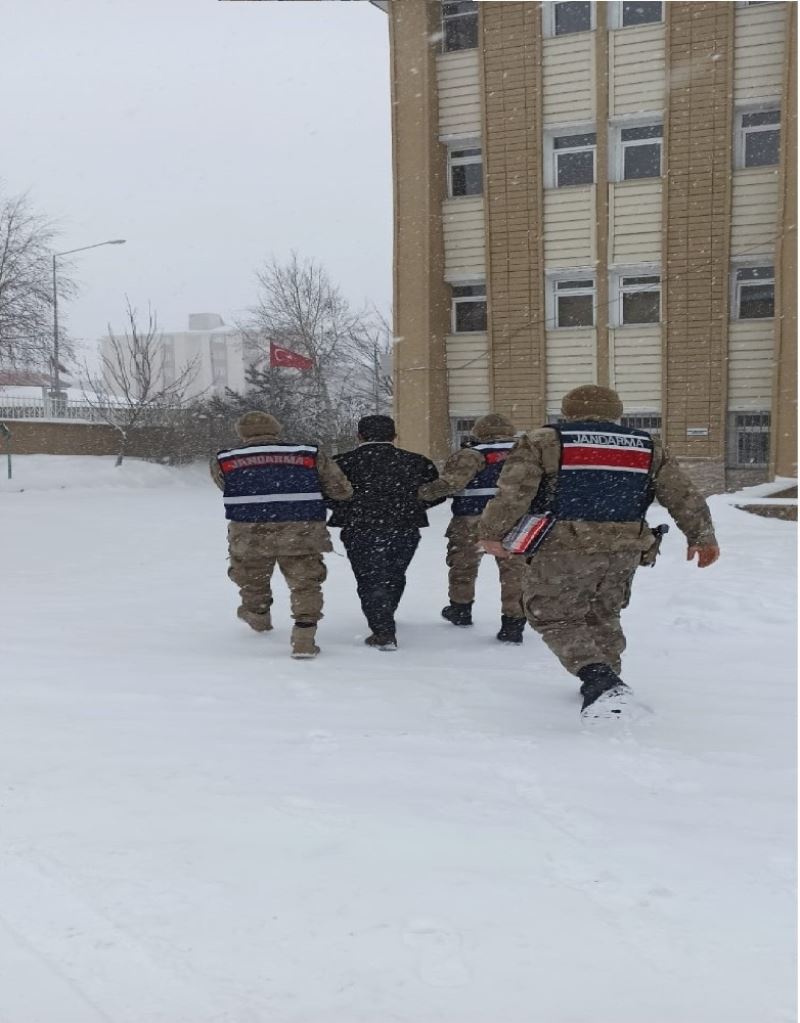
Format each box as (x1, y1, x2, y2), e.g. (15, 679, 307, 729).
(451, 417, 477, 448)
(621, 414, 662, 434)
(727, 412, 771, 467)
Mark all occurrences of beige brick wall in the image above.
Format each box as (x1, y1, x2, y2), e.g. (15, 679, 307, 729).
(480, 2, 546, 431)
(662, 2, 734, 461)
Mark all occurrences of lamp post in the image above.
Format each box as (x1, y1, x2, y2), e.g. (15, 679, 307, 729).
(51, 239, 126, 401)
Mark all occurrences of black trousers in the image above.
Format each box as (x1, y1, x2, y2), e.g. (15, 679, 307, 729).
(341, 527, 421, 636)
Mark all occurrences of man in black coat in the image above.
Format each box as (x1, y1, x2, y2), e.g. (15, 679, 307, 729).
(328, 415, 441, 650)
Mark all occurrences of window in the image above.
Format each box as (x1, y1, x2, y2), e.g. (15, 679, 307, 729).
(442, 1, 478, 52)
(552, 2, 592, 35)
(618, 274, 661, 324)
(161, 341, 175, 386)
(728, 412, 770, 467)
(451, 417, 477, 448)
(734, 266, 775, 319)
(553, 277, 595, 328)
(620, 1, 662, 25)
(736, 108, 781, 168)
(448, 146, 482, 197)
(452, 284, 487, 333)
(210, 340, 228, 387)
(620, 124, 662, 179)
(621, 414, 662, 434)
(552, 132, 596, 187)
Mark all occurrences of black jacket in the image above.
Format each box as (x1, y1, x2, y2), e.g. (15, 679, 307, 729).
(328, 442, 441, 530)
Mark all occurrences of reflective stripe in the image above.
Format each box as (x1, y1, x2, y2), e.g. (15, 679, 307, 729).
(562, 465, 649, 474)
(218, 444, 318, 458)
(224, 492, 323, 505)
(453, 487, 498, 498)
(473, 442, 516, 451)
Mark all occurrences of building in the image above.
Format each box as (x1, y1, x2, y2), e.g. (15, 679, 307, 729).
(100, 313, 259, 403)
(376, 0, 797, 491)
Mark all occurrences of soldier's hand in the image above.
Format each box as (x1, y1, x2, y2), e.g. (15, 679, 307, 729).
(687, 544, 720, 568)
(479, 539, 511, 559)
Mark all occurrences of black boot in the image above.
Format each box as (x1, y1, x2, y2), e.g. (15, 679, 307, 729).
(365, 632, 397, 651)
(441, 602, 473, 627)
(577, 663, 629, 714)
(496, 615, 525, 644)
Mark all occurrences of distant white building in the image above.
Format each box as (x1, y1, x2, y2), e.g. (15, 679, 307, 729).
(100, 313, 262, 403)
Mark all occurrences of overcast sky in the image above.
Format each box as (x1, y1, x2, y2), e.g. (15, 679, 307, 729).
(1, 0, 391, 353)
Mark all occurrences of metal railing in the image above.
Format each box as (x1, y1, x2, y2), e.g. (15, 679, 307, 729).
(0, 395, 181, 425)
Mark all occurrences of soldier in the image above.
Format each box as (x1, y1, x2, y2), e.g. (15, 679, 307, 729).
(418, 412, 527, 644)
(211, 411, 352, 660)
(477, 385, 720, 721)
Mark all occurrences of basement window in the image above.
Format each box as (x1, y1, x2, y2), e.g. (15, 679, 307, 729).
(442, 1, 479, 52)
(728, 412, 770, 467)
(548, 2, 593, 36)
(451, 417, 478, 448)
(620, 2, 663, 25)
(734, 266, 775, 319)
(621, 414, 662, 434)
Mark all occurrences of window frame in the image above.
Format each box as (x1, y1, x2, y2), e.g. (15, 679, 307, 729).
(447, 142, 483, 199)
(451, 281, 487, 334)
(543, 1, 595, 37)
(611, 267, 662, 326)
(612, 120, 663, 181)
(732, 263, 776, 320)
(734, 104, 781, 169)
(607, 1, 664, 29)
(546, 126, 597, 188)
(548, 272, 597, 329)
(441, 1, 479, 53)
(451, 417, 478, 449)
(621, 414, 662, 434)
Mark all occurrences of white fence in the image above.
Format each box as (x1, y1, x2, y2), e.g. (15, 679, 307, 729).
(0, 395, 182, 425)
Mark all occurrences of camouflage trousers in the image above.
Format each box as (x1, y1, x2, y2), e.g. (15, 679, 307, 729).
(227, 528, 327, 623)
(446, 516, 525, 617)
(522, 550, 641, 676)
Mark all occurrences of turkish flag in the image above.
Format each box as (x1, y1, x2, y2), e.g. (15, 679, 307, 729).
(269, 341, 313, 371)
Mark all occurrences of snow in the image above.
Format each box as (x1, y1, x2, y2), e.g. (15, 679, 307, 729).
(0, 456, 795, 1023)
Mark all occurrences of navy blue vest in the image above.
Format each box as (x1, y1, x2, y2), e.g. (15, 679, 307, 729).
(531, 421, 654, 523)
(451, 441, 517, 517)
(217, 443, 327, 523)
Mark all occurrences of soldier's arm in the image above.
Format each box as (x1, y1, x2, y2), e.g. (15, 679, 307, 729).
(317, 452, 353, 502)
(652, 443, 718, 549)
(418, 448, 484, 502)
(478, 434, 545, 541)
(209, 457, 224, 491)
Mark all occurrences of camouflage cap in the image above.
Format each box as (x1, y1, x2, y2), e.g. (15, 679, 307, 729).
(561, 385, 623, 422)
(236, 410, 282, 440)
(472, 412, 516, 440)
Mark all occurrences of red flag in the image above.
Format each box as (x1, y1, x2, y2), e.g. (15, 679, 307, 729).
(269, 342, 313, 371)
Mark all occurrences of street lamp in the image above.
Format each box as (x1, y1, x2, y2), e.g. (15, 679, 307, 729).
(51, 239, 126, 400)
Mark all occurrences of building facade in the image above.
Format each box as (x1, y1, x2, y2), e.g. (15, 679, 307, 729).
(100, 313, 259, 404)
(380, 0, 797, 490)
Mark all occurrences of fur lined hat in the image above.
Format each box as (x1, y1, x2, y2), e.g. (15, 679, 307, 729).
(471, 412, 516, 441)
(561, 385, 623, 422)
(235, 410, 282, 440)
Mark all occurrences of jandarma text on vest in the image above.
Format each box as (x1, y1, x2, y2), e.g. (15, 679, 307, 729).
(220, 453, 316, 472)
(561, 431, 649, 449)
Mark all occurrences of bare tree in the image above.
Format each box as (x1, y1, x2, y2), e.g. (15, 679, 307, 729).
(343, 308, 394, 416)
(83, 301, 198, 466)
(0, 190, 76, 369)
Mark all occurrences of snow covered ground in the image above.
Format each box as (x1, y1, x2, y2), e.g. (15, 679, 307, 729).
(0, 456, 796, 1023)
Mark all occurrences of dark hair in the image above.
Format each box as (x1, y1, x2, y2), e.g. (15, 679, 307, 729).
(358, 414, 396, 442)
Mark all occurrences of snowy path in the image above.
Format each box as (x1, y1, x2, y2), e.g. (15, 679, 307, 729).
(0, 458, 795, 1023)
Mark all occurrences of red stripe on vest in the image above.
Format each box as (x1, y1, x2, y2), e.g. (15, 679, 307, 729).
(484, 451, 509, 465)
(561, 446, 652, 471)
(220, 454, 316, 473)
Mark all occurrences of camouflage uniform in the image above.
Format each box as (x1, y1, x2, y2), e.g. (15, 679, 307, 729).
(211, 412, 352, 657)
(420, 413, 526, 626)
(478, 388, 718, 686)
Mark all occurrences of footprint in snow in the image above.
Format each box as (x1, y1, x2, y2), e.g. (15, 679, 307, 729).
(403, 918, 470, 988)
